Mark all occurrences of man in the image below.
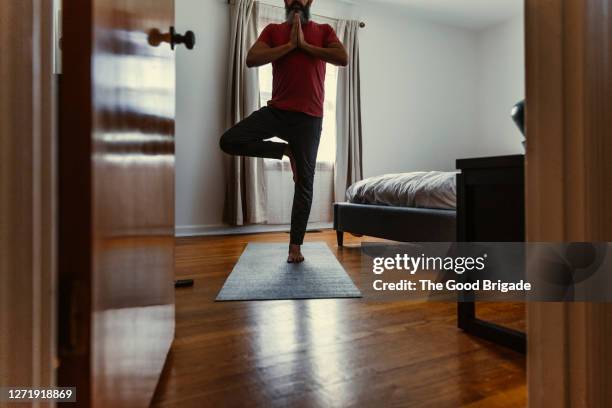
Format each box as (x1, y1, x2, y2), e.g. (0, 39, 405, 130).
(220, 0, 348, 263)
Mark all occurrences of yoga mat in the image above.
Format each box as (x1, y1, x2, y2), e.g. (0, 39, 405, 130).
(216, 242, 362, 301)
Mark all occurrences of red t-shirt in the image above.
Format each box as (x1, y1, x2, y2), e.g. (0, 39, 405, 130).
(257, 21, 341, 118)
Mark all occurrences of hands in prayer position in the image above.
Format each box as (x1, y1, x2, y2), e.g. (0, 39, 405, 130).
(246, 14, 347, 68)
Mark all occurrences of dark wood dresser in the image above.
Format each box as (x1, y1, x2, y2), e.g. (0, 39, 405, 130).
(456, 154, 526, 353)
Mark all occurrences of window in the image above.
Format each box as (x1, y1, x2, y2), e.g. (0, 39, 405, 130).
(257, 52, 338, 164)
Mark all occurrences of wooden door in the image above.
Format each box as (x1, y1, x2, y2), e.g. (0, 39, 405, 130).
(526, 0, 612, 406)
(58, 1, 175, 406)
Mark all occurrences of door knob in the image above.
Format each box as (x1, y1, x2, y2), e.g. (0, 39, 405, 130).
(170, 26, 195, 50)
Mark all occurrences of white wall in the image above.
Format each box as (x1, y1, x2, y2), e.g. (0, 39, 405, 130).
(357, 2, 525, 177)
(174, 0, 525, 233)
(474, 15, 525, 156)
(175, 0, 229, 232)
(357, 1, 480, 176)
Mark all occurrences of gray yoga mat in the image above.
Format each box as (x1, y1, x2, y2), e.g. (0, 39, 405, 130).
(216, 242, 362, 301)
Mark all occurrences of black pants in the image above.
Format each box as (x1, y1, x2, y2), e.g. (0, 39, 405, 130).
(220, 107, 323, 245)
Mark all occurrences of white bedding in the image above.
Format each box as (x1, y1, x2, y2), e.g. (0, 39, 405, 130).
(345, 171, 457, 210)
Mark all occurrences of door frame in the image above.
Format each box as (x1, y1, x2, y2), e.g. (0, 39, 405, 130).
(0, 0, 57, 395)
(525, 0, 612, 406)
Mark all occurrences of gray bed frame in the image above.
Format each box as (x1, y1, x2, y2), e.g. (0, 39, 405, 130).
(333, 202, 456, 246)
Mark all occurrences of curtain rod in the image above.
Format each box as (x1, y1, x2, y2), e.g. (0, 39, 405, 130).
(226, 0, 366, 28)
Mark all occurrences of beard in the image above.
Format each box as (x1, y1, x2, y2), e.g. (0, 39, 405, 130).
(286, 2, 311, 24)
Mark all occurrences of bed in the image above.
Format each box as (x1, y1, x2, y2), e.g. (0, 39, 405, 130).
(336, 162, 526, 354)
(334, 171, 457, 246)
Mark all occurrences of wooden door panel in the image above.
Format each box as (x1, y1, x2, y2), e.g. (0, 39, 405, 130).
(526, 0, 612, 406)
(59, 1, 175, 407)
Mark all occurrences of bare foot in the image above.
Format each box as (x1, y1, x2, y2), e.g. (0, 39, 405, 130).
(284, 144, 298, 183)
(287, 244, 305, 263)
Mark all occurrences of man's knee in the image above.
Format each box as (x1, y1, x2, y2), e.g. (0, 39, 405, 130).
(219, 129, 235, 154)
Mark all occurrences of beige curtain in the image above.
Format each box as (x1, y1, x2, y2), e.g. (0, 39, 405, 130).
(334, 20, 363, 202)
(223, 0, 267, 225)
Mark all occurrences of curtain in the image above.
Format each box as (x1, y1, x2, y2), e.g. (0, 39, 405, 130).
(223, 0, 267, 225)
(334, 20, 363, 203)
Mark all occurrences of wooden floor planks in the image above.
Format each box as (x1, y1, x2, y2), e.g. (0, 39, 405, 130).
(152, 231, 526, 407)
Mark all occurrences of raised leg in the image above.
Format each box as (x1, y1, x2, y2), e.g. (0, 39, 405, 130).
(219, 107, 285, 160)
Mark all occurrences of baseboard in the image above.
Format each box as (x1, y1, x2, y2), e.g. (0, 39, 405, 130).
(175, 222, 334, 237)
(175, 224, 226, 237)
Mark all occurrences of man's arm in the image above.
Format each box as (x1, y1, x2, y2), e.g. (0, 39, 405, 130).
(246, 41, 294, 68)
(301, 42, 348, 66)
(246, 23, 299, 68)
(297, 17, 348, 66)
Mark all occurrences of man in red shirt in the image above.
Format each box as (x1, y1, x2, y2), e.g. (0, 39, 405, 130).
(220, 0, 347, 263)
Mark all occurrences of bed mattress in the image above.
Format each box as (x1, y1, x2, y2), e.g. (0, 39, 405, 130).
(345, 171, 457, 210)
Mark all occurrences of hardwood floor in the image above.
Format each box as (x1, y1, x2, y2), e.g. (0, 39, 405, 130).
(152, 230, 526, 407)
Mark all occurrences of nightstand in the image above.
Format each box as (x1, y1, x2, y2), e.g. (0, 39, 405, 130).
(456, 154, 526, 353)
